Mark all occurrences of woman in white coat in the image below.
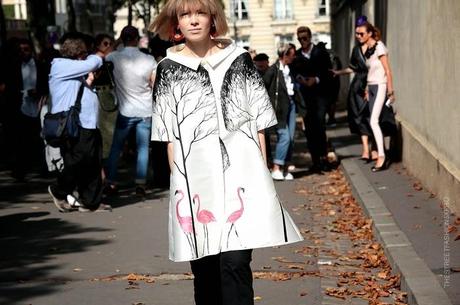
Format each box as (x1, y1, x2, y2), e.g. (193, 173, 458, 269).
(149, 0, 303, 304)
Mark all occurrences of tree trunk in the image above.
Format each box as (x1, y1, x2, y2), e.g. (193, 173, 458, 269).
(0, 0, 7, 53)
(26, 0, 56, 53)
(67, 0, 77, 32)
(84, 0, 94, 34)
(128, 0, 133, 25)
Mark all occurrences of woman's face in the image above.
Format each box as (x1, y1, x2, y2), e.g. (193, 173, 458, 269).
(355, 26, 371, 44)
(98, 38, 113, 54)
(177, 5, 212, 43)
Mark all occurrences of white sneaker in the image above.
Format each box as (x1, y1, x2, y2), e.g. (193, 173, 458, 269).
(67, 194, 83, 208)
(48, 186, 74, 213)
(284, 172, 294, 180)
(287, 165, 296, 172)
(271, 170, 285, 180)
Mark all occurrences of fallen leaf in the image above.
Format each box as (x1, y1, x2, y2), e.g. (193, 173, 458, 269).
(447, 225, 458, 233)
(287, 264, 304, 270)
(455, 234, 460, 241)
(450, 267, 460, 272)
(413, 182, 423, 191)
(73, 268, 82, 272)
(254, 296, 262, 301)
(300, 291, 308, 296)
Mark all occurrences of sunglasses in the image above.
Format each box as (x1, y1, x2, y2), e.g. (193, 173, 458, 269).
(102, 41, 112, 47)
(298, 36, 310, 42)
(355, 32, 366, 37)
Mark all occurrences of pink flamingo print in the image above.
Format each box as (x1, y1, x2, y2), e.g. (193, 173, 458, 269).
(226, 187, 245, 248)
(193, 194, 216, 254)
(175, 190, 195, 253)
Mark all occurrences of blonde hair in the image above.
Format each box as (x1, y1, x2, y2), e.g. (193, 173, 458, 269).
(149, 0, 228, 41)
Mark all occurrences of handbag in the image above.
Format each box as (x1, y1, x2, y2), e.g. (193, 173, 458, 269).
(380, 103, 397, 136)
(94, 61, 118, 112)
(42, 82, 84, 147)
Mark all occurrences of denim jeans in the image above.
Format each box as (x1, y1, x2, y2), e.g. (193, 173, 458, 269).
(106, 113, 151, 185)
(273, 101, 296, 166)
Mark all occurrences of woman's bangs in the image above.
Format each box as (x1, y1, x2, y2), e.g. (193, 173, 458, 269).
(176, 0, 214, 15)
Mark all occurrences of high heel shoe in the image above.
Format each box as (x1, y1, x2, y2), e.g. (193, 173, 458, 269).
(371, 157, 390, 172)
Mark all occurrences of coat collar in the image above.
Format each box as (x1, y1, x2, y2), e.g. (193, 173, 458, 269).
(166, 39, 237, 70)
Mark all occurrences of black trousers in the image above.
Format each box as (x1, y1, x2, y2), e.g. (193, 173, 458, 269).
(303, 96, 329, 165)
(190, 250, 254, 305)
(52, 128, 103, 210)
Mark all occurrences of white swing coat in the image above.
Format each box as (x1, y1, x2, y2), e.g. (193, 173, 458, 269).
(151, 40, 303, 262)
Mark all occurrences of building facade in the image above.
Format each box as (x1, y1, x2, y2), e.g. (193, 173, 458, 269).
(225, 0, 331, 62)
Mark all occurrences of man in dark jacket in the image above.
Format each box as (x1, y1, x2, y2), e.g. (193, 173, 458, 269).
(0, 38, 49, 180)
(263, 43, 300, 180)
(291, 26, 334, 173)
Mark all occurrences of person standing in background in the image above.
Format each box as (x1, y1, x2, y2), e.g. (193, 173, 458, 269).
(105, 25, 157, 196)
(331, 16, 376, 163)
(292, 26, 334, 173)
(358, 20, 395, 171)
(263, 44, 298, 180)
(0, 38, 49, 181)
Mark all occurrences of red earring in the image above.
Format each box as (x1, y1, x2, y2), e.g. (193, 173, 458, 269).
(173, 28, 184, 42)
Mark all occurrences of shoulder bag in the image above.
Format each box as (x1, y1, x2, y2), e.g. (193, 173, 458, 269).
(42, 82, 84, 147)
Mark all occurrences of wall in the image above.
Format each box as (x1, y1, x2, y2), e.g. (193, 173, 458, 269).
(332, 0, 460, 213)
(386, 0, 460, 212)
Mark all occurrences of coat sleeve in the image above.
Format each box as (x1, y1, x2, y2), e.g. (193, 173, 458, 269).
(151, 62, 174, 142)
(242, 53, 277, 131)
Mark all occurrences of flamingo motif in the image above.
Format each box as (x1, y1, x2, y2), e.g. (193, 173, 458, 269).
(193, 194, 216, 255)
(226, 187, 245, 248)
(175, 190, 195, 253)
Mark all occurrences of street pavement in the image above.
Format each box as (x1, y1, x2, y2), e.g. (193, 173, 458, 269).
(1, 112, 457, 305)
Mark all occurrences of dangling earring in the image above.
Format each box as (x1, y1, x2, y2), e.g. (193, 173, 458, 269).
(173, 28, 184, 42)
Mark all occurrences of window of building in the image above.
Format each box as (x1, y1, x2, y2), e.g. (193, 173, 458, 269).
(3, 5, 15, 19)
(273, 0, 293, 20)
(275, 34, 294, 50)
(317, 0, 329, 17)
(231, 0, 249, 20)
(235, 36, 250, 49)
(55, 0, 66, 14)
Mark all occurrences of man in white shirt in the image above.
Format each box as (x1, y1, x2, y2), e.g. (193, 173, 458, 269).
(105, 25, 157, 195)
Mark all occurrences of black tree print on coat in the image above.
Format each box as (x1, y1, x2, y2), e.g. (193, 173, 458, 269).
(153, 60, 218, 258)
(221, 53, 276, 149)
(221, 53, 287, 242)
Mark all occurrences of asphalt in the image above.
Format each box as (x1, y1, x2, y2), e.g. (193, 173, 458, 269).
(0, 112, 458, 305)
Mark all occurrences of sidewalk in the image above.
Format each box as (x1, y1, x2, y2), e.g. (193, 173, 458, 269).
(1, 113, 452, 305)
(328, 112, 460, 305)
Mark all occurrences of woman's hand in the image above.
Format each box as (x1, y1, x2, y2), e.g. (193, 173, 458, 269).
(387, 91, 396, 102)
(330, 69, 340, 77)
(86, 72, 95, 86)
(364, 89, 369, 102)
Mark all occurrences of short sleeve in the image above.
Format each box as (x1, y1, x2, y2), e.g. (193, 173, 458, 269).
(243, 53, 277, 131)
(376, 42, 387, 57)
(151, 62, 174, 142)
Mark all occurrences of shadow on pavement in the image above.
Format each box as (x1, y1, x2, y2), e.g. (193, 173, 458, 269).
(0, 212, 112, 305)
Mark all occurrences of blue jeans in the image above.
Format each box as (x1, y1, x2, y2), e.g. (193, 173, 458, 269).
(273, 101, 296, 166)
(106, 113, 151, 185)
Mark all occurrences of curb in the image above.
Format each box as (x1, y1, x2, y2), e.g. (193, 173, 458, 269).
(328, 128, 452, 305)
